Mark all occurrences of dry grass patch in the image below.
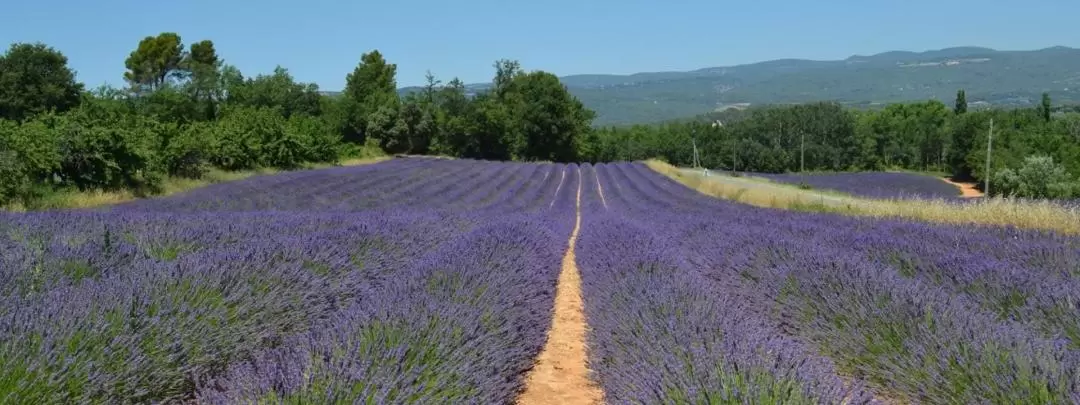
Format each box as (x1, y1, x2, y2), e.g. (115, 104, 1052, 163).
(647, 160, 1080, 235)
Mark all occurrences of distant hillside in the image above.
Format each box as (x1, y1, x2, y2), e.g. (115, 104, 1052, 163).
(382, 46, 1080, 125)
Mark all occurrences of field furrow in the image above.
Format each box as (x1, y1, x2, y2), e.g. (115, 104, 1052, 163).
(5, 158, 1079, 404)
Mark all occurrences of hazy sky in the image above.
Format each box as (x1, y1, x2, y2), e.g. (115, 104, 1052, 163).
(3, 0, 1078, 89)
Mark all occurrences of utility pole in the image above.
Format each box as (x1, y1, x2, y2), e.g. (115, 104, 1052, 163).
(731, 133, 737, 175)
(985, 118, 994, 195)
(691, 129, 699, 168)
(800, 131, 806, 173)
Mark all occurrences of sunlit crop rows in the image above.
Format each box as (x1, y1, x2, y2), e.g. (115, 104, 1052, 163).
(0, 158, 577, 403)
(752, 171, 963, 199)
(2, 158, 1079, 404)
(582, 162, 1080, 404)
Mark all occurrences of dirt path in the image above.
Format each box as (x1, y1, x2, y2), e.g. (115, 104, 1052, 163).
(941, 177, 984, 198)
(549, 168, 567, 208)
(594, 170, 608, 209)
(519, 168, 605, 405)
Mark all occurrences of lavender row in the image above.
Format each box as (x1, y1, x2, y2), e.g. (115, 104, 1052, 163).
(601, 162, 1080, 403)
(0, 210, 482, 403)
(0, 159, 579, 403)
(575, 163, 868, 403)
(196, 213, 567, 403)
(193, 166, 579, 403)
(574, 209, 871, 403)
(748, 171, 963, 200)
(622, 161, 1080, 347)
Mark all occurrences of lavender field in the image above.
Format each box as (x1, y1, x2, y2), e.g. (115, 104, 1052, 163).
(751, 171, 964, 199)
(2, 157, 1080, 404)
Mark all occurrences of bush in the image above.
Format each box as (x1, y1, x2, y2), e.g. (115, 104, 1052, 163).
(0, 119, 62, 205)
(288, 114, 342, 164)
(211, 106, 342, 170)
(994, 155, 1080, 199)
(210, 106, 282, 170)
(48, 110, 164, 192)
(162, 122, 213, 179)
(2, 95, 345, 209)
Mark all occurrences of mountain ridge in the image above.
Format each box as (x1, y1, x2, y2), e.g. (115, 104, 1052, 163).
(380, 46, 1080, 125)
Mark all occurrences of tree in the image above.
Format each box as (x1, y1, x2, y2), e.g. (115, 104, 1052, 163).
(422, 71, 441, 105)
(343, 50, 399, 143)
(954, 89, 967, 115)
(1041, 92, 1052, 122)
(492, 59, 522, 99)
(365, 105, 403, 152)
(948, 112, 981, 178)
(507, 70, 595, 162)
(124, 33, 186, 93)
(226, 66, 321, 118)
(994, 155, 1078, 198)
(0, 43, 84, 121)
(186, 40, 221, 120)
(388, 94, 436, 154)
(429, 78, 473, 156)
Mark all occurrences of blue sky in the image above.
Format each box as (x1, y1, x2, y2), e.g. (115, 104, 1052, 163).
(3, 0, 1078, 89)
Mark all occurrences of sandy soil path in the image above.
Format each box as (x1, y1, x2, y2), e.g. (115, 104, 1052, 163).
(549, 168, 567, 208)
(941, 177, 985, 198)
(594, 170, 608, 209)
(518, 168, 605, 405)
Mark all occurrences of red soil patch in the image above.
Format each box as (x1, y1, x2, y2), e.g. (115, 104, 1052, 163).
(942, 177, 984, 198)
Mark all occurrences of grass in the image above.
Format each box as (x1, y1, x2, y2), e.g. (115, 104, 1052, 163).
(3, 156, 390, 212)
(646, 160, 1080, 235)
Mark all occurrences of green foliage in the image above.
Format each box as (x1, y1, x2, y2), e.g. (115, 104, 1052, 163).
(3, 38, 597, 203)
(209, 106, 284, 170)
(137, 85, 202, 124)
(343, 50, 399, 143)
(1, 35, 361, 209)
(124, 33, 186, 93)
(288, 114, 342, 164)
(24, 32, 1080, 209)
(48, 109, 165, 192)
(993, 155, 1080, 198)
(507, 71, 594, 162)
(162, 121, 213, 179)
(209, 106, 342, 170)
(227, 66, 321, 119)
(954, 89, 968, 115)
(596, 100, 1080, 200)
(186, 40, 222, 120)
(389, 94, 436, 154)
(0, 119, 61, 205)
(0, 43, 84, 121)
(1041, 92, 1053, 122)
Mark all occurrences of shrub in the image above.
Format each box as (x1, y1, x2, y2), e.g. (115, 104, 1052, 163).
(45, 109, 165, 192)
(209, 106, 282, 170)
(211, 107, 342, 170)
(994, 155, 1079, 199)
(0, 119, 62, 205)
(288, 114, 342, 164)
(162, 122, 213, 179)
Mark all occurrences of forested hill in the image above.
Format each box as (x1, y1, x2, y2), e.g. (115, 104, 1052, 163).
(393, 46, 1080, 125)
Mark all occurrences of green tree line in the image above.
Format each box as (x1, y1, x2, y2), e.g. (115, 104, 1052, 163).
(4, 34, 1079, 206)
(0, 35, 595, 207)
(579, 93, 1080, 198)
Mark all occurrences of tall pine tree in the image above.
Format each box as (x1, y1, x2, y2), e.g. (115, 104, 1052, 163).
(1041, 92, 1052, 122)
(954, 89, 967, 115)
